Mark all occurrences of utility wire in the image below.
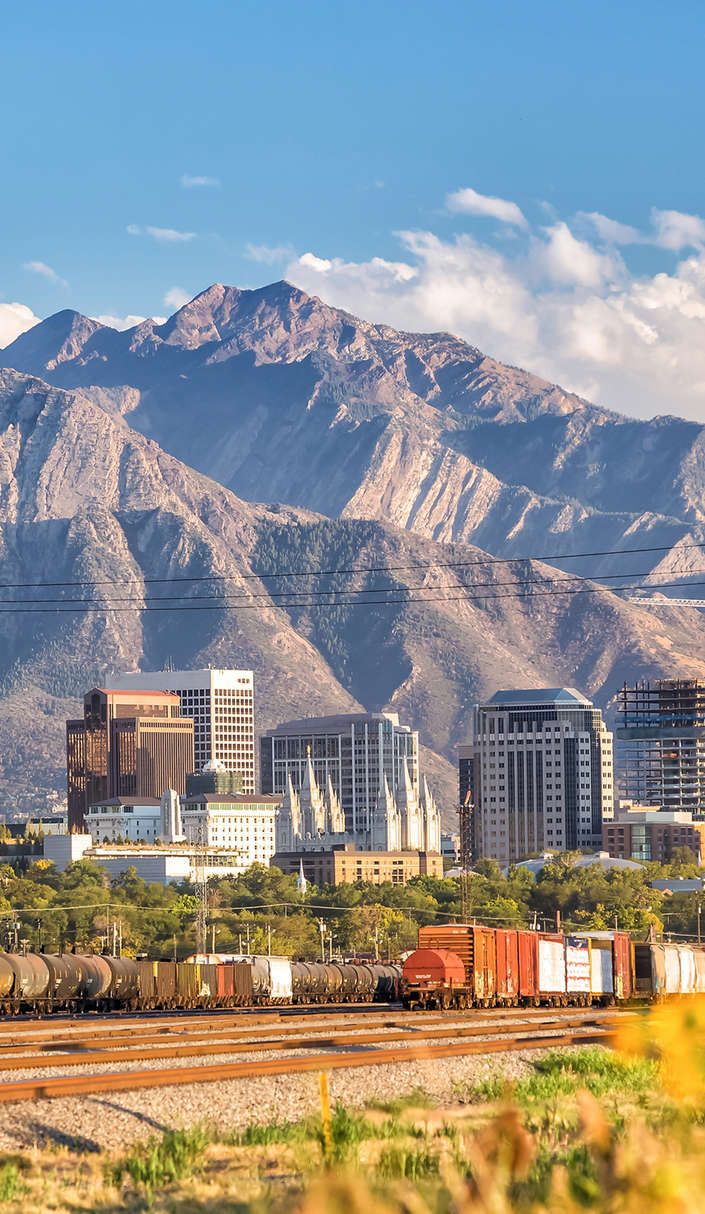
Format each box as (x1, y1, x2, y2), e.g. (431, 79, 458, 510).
(0, 565, 701, 607)
(0, 576, 703, 614)
(0, 537, 700, 591)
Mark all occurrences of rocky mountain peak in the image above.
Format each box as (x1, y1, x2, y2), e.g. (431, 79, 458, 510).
(2, 309, 106, 374)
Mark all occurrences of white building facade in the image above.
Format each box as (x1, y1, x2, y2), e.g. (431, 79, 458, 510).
(470, 688, 614, 864)
(181, 793, 280, 868)
(109, 669, 255, 793)
(261, 712, 422, 836)
(276, 751, 441, 856)
(85, 798, 161, 844)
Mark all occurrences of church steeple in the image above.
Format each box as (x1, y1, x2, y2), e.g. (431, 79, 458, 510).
(371, 773, 402, 851)
(397, 757, 422, 850)
(325, 774, 346, 835)
(421, 775, 441, 853)
(299, 745, 326, 836)
(276, 773, 302, 852)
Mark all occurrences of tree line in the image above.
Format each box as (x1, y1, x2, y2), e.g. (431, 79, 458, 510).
(0, 849, 703, 959)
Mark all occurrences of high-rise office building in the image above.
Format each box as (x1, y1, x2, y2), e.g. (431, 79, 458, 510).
(467, 688, 614, 864)
(260, 712, 420, 836)
(66, 688, 194, 830)
(109, 669, 255, 793)
(617, 680, 705, 814)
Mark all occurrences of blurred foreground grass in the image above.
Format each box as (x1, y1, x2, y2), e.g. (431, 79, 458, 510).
(5, 1003, 705, 1212)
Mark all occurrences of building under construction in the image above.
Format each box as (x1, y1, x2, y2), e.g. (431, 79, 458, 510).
(617, 680, 705, 814)
(457, 743, 475, 866)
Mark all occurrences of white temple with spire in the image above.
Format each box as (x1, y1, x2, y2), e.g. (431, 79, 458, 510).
(275, 746, 442, 857)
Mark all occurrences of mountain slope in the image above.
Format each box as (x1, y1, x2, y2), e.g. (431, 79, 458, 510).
(2, 282, 705, 580)
(2, 370, 705, 816)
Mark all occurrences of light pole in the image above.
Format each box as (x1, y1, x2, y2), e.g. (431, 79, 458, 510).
(318, 917, 326, 962)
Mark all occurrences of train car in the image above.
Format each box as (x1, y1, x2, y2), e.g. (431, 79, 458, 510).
(565, 936, 591, 1005)
(495, 929, 520, 1006)
(370, 963, 401, 1002)
(268, 957, 293, 1004)
(403, 924, 642, 1011)
(517, 930, 539, 1003)
(42, 954, 84, 1010)
(216, 962, 237, 1006)
(401, 948, 466, 1008)
(536, 933, 567, 1004)
(0, 955, 15, 1012)
(417, 924, 497, 1006)
(81, 954, 113, 1007)
(104, 956, 139, 1007)
(234, 958, 255, 1006)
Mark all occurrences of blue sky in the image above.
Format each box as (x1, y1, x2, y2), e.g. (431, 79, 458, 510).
(3, 0, 705, 419)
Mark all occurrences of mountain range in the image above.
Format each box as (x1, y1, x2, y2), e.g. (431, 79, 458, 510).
(2, 281, 705, 820)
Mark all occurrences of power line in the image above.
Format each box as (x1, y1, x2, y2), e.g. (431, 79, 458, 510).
(0, 537, 700, 591)
(0, 575, 703, 614)
(0, 564, 701, 607)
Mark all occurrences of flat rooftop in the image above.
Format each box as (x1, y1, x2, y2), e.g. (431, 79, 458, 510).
(486, 688, 591, 707)
(263, 712, 411, 734)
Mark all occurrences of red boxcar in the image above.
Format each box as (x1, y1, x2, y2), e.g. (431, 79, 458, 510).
(494, 929, 520, 1005)
(417, 924, 496, 1005)
(612, 931, 634, 1000)
(517, 930, 539, 1002)
(216, 963, 236, 1005)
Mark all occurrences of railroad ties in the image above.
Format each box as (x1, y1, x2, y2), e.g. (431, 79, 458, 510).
(0, 1005, 621, 1105)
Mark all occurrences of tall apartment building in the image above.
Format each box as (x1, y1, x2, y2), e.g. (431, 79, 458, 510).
(66, 689, 194, 831)
(109, 669, 255, 793)
(260, 712, 419, 836)
(617, 680, 705, 813)
(468, 688, 614, 864)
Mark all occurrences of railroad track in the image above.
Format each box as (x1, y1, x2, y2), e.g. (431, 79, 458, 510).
(0, 1024, 615, 1105)
(0, 1005, 623, 1054)
(0, 1010, 622, 1071)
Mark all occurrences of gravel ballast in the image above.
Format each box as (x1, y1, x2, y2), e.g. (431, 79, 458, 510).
(0, 1038, 596, 1153)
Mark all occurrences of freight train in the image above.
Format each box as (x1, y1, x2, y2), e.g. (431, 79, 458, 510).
(401, 923, 705, 1008)
(0, 952, 401, 1015)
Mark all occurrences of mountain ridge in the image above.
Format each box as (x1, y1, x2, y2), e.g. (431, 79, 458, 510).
(2, 289, 705, 814)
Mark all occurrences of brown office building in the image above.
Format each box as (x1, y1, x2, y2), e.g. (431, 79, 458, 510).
(602, 805, 705, 864)
(272, 845, 443, 887)
(67, 688, 194, 830)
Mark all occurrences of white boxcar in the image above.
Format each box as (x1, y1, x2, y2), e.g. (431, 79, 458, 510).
(677, 945, 697, 994)
(538, 937, 566, 994)
(694, 948, 705, 993)
(588, 939, 614, 996)
(663, 944, 681, 994)
(268, 957, 293, 1002)
(565, 937, 591, 994)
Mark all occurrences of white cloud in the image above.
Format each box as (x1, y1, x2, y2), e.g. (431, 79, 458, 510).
(163, 287, 192, 311)
(651, 208, 705, 251)
(532, 222, 622, 288)
(94, 310, 154, 330)
(0, 302, 40, 348)
(285, 197, 705, 422)
(180, 174, 220, 188)
(446, 186, 527, 229)
(22, 260, 68, 287)
(576, 211, 642, 245)
(127, 224, 195, 243)
(244, 242, 295, 264)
